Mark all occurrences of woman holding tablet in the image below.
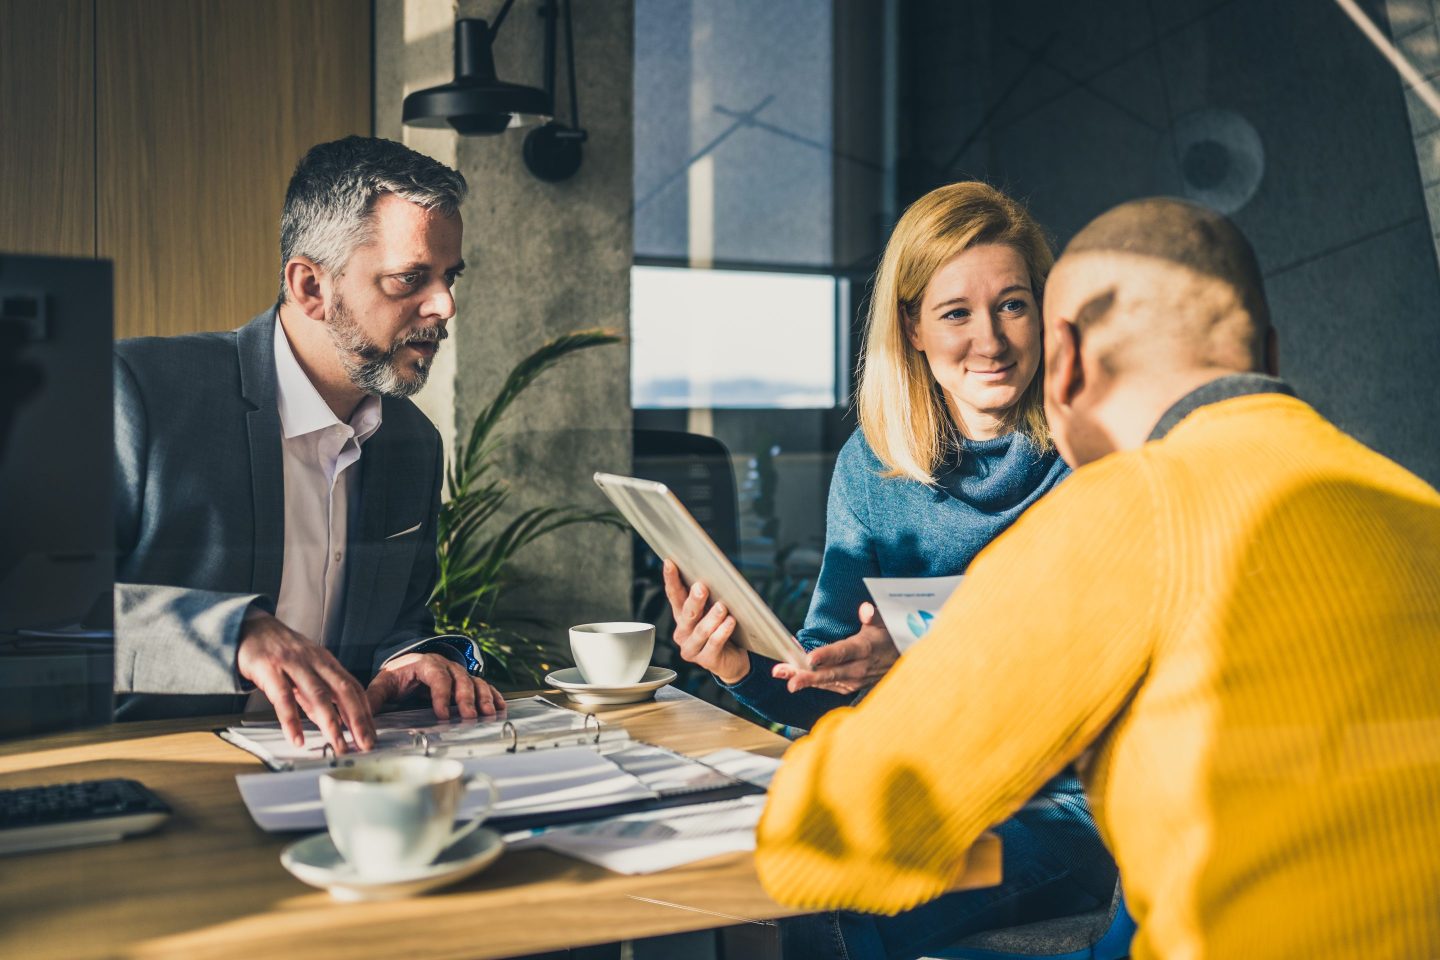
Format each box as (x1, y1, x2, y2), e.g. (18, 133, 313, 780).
(663, 182, 1119, 959)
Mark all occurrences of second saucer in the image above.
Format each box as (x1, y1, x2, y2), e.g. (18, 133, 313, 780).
(545, 666, 677, 706)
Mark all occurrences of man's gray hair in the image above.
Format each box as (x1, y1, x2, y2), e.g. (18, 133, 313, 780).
(277, 136, 467, 305)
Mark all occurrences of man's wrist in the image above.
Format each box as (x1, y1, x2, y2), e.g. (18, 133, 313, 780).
(383, 635, 485, 677)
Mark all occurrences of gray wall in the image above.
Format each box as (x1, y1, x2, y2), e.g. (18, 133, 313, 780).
(900, 0, 1440, 485)
(377, 0, 634, 669)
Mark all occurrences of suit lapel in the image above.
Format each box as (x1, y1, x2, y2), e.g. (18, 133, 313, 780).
(237, 310, 285, 603)
(339, 408, 388, 669)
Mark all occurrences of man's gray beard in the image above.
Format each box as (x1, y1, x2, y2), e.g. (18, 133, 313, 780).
(324, 296, 446, 399)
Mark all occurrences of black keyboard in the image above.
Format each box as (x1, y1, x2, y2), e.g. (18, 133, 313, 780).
(0, 778, 170, 855)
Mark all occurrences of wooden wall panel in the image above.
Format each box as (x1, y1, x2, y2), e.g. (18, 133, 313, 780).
(97, 0, 371, 339)
(0, 0, 95, 257)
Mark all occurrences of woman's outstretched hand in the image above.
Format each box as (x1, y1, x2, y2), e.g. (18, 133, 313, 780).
(771, 602, 898, 695)
(662, 559, 753, 684)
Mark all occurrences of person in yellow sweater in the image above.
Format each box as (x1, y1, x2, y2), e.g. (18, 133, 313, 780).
(755, 197, 1440, 959)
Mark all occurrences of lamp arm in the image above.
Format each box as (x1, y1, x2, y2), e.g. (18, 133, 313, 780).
(563, 0, 581, 130)
(490, 0, 518, 38)
(542, 0, 557, 113)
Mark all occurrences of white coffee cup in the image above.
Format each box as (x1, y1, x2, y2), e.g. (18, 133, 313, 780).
(319, 755, 497, 878)
(569, 621, 655, 686)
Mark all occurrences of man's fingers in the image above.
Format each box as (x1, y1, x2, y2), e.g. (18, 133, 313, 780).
(473, 678, 498, 716)
(256, 668, 305, 747)
(284, 664, 350, 754)
(491, 684, 506, 711)
(449, 662, 478, 719)
(365, 672, 394, 715)
(317, 661, 375, 751)
(427, 666, 455, 721)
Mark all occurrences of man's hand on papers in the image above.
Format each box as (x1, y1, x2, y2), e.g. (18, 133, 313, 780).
(366, 652, 505, 720)
(237, 613, 376, 754)
(663, 560, 752, 685)
(771, 602, 898, 695)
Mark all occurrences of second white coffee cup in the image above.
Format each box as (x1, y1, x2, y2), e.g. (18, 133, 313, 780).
(320, 755, 496, 878)
(569, 621, 655, 686)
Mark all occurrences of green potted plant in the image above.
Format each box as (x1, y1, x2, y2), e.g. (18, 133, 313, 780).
(429, 329, 624, 687)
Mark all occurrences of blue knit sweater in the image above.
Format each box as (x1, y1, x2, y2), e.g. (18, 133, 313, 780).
(724, 427, 1069, 730)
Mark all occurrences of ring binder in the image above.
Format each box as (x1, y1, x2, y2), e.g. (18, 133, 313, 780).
(218, 699, 633, 772)
(502, 715, 607, 754)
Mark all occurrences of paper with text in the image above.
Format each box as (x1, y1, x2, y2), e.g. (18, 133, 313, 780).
(863, 575, 965, 653)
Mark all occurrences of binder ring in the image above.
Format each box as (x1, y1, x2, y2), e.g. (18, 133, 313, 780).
(584, 713, 602, 745)
(410, 731, 435, 757)
(319, 742, 356, 768)
(502, 720, 519, 753)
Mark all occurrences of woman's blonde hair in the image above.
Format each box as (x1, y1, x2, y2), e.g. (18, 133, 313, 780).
(857, 182, 1054, 485)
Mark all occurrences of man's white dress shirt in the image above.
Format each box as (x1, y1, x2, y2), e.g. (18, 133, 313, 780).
(273, 318, 382, 649)
(245, 321, 381, 710)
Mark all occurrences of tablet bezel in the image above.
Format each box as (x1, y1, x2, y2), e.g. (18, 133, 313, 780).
(593, 472, 809, 668)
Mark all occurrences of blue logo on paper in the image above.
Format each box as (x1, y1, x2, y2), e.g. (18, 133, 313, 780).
(906, 609, 936, 639)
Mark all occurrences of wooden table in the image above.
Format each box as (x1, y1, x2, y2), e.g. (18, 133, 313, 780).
(0, 687, 1001, 960)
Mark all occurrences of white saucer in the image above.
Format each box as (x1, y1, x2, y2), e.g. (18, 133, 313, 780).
(280, 828, 504, 902)
(545, 666, 677, 705)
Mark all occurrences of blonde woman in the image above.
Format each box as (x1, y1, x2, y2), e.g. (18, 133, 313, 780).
(663, 182, 1118, 958)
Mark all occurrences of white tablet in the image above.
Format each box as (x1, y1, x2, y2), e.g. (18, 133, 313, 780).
(593, 472, 809, 668)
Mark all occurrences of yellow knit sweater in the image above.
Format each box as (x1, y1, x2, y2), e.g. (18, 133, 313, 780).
(755, 394, 1440, 959)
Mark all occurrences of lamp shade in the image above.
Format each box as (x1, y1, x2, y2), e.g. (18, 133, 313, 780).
(402, 19, 551, 136)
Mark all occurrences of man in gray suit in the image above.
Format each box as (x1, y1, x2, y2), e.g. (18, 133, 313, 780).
(114, 137, 502, 753)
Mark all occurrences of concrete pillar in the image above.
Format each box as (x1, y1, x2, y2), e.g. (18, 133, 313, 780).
(376, 0, 634, 671)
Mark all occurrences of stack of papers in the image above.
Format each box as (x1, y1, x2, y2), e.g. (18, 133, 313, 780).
(511, 796, 768, 874)
(236, 746, 656, 832)
(507, 750, 783, 874)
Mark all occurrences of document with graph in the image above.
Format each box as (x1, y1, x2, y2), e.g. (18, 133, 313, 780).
(863, 575, 965, 653)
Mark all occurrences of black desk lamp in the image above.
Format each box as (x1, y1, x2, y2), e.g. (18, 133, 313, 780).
(402, 0, 588, 182)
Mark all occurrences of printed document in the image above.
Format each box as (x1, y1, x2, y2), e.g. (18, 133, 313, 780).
(863, 575, 965, 653)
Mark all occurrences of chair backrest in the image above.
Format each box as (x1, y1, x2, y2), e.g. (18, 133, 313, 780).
(631, 429, 740, 561)
(629, 430, 741, 696)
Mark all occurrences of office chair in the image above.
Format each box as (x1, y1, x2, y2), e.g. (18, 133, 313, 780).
(629, 429, 740, 697)
(926, 884, 1134, 960)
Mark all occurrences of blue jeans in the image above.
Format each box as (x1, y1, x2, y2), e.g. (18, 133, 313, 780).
(778, 788, 1117, 960)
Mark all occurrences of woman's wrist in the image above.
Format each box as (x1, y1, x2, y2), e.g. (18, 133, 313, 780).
(713, 653, 752, 686)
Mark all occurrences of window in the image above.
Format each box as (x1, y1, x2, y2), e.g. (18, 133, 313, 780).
(630, 266, 843, 409)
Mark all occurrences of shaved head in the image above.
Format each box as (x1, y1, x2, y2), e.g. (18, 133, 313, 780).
(1041, 198, 1278, 466)
(1047, 199, 1272, 377)
(1065, 197, 1269, 330)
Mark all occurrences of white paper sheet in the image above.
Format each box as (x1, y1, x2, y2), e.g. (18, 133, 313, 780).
(697, 748, 782, 789)
(863, 574, 965, 652)
(603, 743, 745, 795)
(511, 796, 767, 874)
(235, 746, 657, 832)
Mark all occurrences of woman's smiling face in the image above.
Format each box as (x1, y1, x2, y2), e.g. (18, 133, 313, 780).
(906, 243, 1042, 440)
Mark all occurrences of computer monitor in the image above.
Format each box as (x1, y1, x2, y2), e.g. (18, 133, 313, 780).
(0, 252, 115, 737)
